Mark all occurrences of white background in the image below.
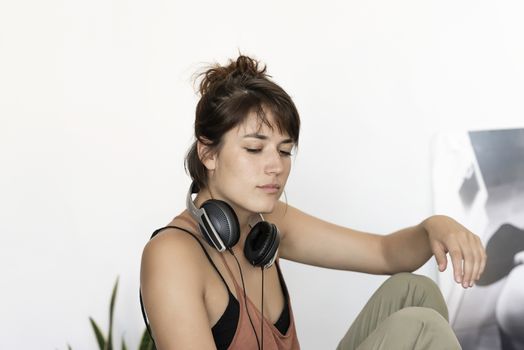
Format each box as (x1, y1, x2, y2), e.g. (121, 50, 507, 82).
(1, 1, 524, 349)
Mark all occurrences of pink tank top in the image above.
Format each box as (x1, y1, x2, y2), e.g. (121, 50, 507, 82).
(177, 213, 301, 350)
(217, 253, 300, 350)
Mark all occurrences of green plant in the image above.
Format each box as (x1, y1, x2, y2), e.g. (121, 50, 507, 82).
(66, 277, 154, 350)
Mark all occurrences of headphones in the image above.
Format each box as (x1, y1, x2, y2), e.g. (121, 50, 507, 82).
(186, 182, 280, 269)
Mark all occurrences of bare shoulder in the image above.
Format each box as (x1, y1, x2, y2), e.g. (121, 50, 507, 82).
(143, 227, 205, 260)
(141, 227, 207, 286)
(140, 227, 218, 348)
(265, 201, 311, 238)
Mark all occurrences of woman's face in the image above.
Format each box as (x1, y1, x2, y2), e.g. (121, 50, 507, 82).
(204, 110, 294, 218)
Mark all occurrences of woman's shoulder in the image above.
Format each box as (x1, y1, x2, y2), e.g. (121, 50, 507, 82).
(145, 210, 201, 247)
(144, 226, 201, 257)
(141, 213, 208, 281)
(139, 214, 219, 349)
(265, 200, 308, 234)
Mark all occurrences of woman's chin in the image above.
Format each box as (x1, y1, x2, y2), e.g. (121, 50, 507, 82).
(256, 203, 277, 214)
(243, 200, 274, 215)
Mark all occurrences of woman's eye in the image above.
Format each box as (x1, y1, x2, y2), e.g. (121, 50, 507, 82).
(245, 147, 293, 156)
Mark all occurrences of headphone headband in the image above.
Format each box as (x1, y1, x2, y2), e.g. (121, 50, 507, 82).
(185, 182, 201, 221)
(186, 182, 227, 251)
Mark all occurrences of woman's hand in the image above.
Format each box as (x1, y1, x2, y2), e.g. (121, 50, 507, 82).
(422, 215, 487, 288)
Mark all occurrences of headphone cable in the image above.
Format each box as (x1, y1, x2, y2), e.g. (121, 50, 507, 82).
(261, 267, 264, 350)
(229, 249, 262, 350)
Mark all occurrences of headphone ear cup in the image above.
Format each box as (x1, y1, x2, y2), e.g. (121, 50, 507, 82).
(201, 200, 240, 249)
(244, 221, 280, 268)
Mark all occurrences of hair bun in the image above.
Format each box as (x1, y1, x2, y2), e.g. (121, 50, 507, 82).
(198, 55, 268, 96)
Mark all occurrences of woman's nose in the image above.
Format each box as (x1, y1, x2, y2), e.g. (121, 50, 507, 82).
(264, 149, 284, 175)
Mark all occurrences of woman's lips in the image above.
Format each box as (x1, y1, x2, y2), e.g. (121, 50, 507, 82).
(257, 184, 280, 194)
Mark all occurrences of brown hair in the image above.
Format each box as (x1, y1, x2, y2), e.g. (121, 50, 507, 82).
(185, 55, 301, 190)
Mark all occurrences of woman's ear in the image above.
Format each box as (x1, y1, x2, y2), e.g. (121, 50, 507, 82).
(197, 139, 216, 171)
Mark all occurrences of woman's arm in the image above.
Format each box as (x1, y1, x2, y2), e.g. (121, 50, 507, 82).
(268, 202, 390, 274)
(140, 230, 217, 350)
(269, 202, 486, 287)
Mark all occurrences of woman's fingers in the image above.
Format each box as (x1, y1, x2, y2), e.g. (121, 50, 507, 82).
(450, 231, 486, 288)
(461, 246, 474, 287)
(448, 242, 464, 284)
(425, 215, 487, 288)
(477, 235, 487, 279)
(432, 242, 448, 272)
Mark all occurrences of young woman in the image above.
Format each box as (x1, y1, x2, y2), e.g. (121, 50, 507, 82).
(140, 55, 486, 350)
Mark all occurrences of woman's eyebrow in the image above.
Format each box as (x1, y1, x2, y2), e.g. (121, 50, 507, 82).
(243, 133, 267, 140)
(243, 133, 293, 144)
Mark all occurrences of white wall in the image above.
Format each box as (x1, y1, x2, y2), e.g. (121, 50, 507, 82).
(1, 1, 523, 349)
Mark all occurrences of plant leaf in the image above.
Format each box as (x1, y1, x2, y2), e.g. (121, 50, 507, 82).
(139, 328, 155, 350)
(67, 344, 72, 350)
(89, 317, 106, 350)
(105, 276, 119, 350)
(121, 337, 127, 350)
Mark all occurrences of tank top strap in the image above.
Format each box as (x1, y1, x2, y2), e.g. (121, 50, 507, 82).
(274, 258, 290, 298)
(177, 212, 243, 293)
(151, 224, 233, 296)
(217, 253, 244, 296)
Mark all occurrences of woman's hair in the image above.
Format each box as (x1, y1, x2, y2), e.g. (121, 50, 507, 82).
(185, 55, 301, 190)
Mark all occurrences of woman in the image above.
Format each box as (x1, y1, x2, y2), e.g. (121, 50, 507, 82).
(140, 55, 486, 350)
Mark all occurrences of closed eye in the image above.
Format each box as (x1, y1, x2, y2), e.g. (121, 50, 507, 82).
(244, 148, 293, 156)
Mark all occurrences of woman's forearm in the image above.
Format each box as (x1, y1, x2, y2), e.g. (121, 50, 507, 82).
(381, 220, 433, 274)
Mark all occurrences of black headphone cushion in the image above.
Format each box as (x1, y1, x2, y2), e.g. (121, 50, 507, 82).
(201, 199, 240, 248)
(244, 221, 280, 267)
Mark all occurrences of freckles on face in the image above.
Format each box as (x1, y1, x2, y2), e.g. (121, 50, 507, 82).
(210, 112, 294, 213)
(216, 140, 259, 185)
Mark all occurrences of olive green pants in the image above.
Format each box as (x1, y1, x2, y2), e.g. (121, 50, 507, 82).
(337, 273, 461, 350)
